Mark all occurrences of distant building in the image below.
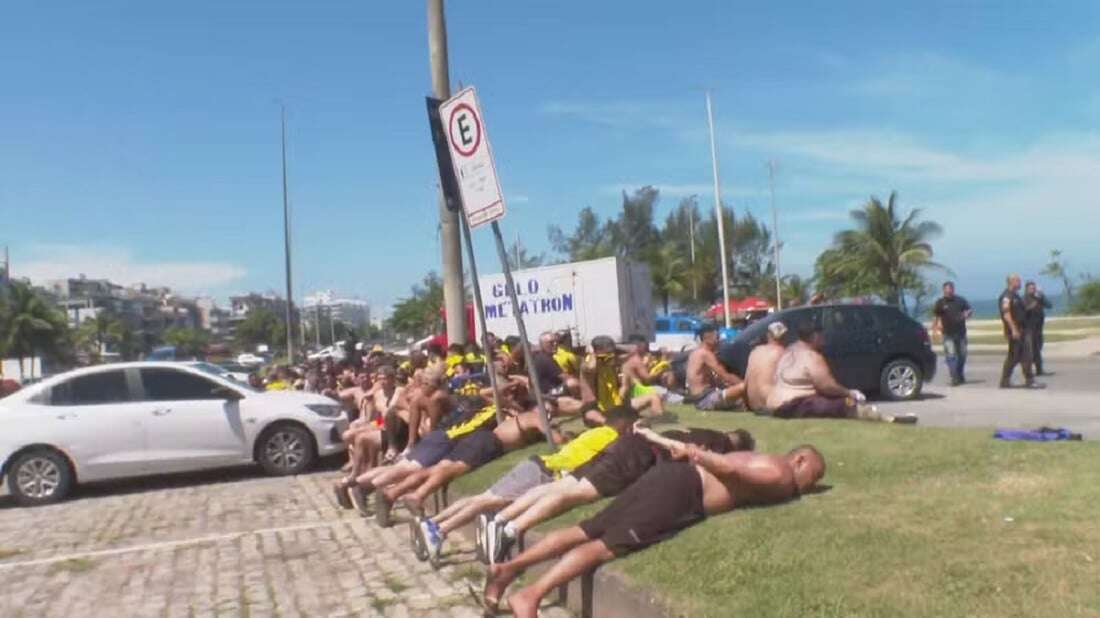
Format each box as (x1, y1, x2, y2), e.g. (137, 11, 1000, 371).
(303, 291, 371, 342)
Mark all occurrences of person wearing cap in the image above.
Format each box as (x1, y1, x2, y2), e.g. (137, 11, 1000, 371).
(743, 321, 789, 411)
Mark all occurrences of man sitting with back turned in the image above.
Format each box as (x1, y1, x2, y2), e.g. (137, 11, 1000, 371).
(766, 320, 916, 424)
(481, 442, 826, 617)
(743, 321, 789, 411)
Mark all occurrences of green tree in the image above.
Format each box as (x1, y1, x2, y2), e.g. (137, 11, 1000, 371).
(1041, 250, 1074, 304)
(778, 274, 813, 308)
(163, 327, 211, 359)
(649, 243, 689, 314)
(387, 272, 445, 340)
(75, 310, 134, 363)
(547, 207, 615, 262)
(1070, 279, 1100, 315)
(609, 186, 661, 261)
(235, 307, 285, 352)
(0, 281, 70, 379)
(815, 192, 945, 311)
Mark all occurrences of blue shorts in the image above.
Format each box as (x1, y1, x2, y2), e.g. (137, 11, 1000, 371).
(407, 430, 455, 467)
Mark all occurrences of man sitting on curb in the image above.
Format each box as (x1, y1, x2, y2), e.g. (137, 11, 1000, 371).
(411, 405, 639, 563)
(481, 442, 827, 617)
(687, 323, 747, 411)
(480, 421, 756, 565)
(766, 320, 917, 424)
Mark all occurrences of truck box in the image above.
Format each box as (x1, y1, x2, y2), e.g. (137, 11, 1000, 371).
(475, 256, 654, 345)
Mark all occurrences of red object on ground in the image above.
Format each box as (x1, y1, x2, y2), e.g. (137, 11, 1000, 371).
(705, 296, 773, 318)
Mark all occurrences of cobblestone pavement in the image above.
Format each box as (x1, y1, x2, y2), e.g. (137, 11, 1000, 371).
(0, 467, 572, 617)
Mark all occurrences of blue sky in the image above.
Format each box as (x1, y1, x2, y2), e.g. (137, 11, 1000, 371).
(4, 1, 1099, 312)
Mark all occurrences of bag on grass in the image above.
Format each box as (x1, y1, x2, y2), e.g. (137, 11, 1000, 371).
(993, 427, 1082, 441)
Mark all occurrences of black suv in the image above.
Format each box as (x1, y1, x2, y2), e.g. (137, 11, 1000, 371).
(713, 304, 936, 401)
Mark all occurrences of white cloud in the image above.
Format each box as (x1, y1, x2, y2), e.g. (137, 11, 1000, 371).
(853, 52, 1013, 100)
(16, 245, 247, 295)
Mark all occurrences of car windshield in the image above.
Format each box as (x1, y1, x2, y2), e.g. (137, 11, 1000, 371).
(189, 363, 261, 392)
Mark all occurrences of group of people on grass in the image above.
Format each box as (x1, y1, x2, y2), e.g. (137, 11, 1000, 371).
(320, 326, 850, 617)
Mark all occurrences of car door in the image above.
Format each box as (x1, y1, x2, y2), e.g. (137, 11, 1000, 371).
(41, 368, 150, 481)
(137, 367, 248, 473)
(822, 306, 880, 389)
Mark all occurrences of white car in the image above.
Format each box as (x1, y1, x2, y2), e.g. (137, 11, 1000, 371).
(236, 353, 267, 367)
(0, 362, 347, 506)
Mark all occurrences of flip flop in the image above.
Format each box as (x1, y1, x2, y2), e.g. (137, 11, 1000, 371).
(466, 582, 511, 616)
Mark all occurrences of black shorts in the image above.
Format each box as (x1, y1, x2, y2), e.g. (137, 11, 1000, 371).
(407, 430, 455, 467)
(574, 434, 656, 497)
(445, 429, 504, 470)
(578, 461, 705, 557)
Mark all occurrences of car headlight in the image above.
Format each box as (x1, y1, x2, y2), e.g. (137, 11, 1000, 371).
(305, 404, 342, 418)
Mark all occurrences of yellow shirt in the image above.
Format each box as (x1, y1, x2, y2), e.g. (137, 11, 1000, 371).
(444, 353, 465, 377)
(265, 380, 290, 391)
(586, 354, 623, 411)
(445, 405, 497, 440)
(553, 347, 579, 375)
(538, 426, 618, 476)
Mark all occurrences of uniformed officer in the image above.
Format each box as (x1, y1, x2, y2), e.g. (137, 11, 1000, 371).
(999, 274, 1044, 389)
(1023, 281, 1052, 377)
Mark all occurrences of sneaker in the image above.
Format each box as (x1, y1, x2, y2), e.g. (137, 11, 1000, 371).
(348, 485, 369, 516)
(333, 483, 353, 510)
(1023, 382, 1047, 390)
(999, 381, 1012, 389)
(421, 518, 444, 563)
(475, 513, 492, 563)
(485, 519, 501, 566)
(374, 491, 393, 528)
(889, 413, 919, 425)
(495, 527, 516, 564)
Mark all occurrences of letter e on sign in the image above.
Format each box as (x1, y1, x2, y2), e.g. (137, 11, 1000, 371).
(439, 87, 506, 229)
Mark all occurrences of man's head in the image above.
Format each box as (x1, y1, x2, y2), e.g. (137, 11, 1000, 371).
(426, 343, 444, 360)
(1006, 273, 1022, 292)
(942, 281, 955, 298)
(603, 404, 640, 434)
(697, 323, 719, 350)
(377, 364, 396, 388)
(1025, 280, 1037, 295)
(796, 319, 824, 350)
(590, 335, 617, 365)
(766, 321, 788, 345)
(627, 333, 649, 356)
(421, 365, 446, 393)
(556, 330, 573, 349)
(247, 373, 263, 388)
(448, 343, 464, 356)
(538, 331, 556, 354)
(786, 444, 826, 493)
(727, 429, 756, 452)
(465, 341, 482, 355)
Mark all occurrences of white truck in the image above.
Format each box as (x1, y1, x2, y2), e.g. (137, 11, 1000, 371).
(475, 256, 654, 345)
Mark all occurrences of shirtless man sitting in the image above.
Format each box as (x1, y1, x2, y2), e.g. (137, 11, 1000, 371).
(621, 334, 671, 408)
(332, 366, 405, 509)
(743, 321, 789, 411)
(687, 323, 746, 411)
(480, 422, 755, 565)
(482, 442, 826, 617)
(766, 320, 916, 424)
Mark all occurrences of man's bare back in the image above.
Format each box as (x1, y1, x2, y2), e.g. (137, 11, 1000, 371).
(744, 343, 785, 411)
(691, 450, 798, 515)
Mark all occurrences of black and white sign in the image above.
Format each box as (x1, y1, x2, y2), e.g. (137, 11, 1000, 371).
(439, 87, 506, 228)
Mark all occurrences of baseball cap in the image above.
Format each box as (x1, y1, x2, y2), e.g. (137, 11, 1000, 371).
(768, 321, 788, 339)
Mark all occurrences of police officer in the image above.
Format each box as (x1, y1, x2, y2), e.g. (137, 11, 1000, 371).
(1023, 280, 1052, 376)
(999, 274, 1044, 389)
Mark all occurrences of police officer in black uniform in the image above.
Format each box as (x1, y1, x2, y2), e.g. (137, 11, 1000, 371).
(1023, 281, 1052, 376)
(999, 274, 1044, 389)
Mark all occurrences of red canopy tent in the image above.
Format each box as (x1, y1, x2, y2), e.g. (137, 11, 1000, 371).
(704, 296, 773, 319)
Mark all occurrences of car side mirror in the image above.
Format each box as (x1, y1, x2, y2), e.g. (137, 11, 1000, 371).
(211, 386, 243, 401)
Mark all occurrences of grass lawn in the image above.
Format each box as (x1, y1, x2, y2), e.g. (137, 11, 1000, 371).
(450, 407, 1100, 617)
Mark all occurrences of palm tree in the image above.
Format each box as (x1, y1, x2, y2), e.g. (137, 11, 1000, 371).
(76, 310, 126, 363)
(779, 274, 813, 308)
(823, 192, 945, 310)
(0, 282, 68, 380)
(649, 243, 688, 314)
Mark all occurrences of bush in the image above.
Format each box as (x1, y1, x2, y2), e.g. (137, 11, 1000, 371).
(1070, 280, 1100, 315)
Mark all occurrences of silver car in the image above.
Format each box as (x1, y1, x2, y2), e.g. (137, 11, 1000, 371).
(0, 362, 347, 506)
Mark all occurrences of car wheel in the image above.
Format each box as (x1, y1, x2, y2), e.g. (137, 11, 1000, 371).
(880, 358, 923, 401)
(257, 424, 316, 476)
(7, 448, 74, 506)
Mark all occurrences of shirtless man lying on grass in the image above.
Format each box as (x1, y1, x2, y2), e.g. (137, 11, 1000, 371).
(478, 422, 755, 564)
(482, 443, 826, 618)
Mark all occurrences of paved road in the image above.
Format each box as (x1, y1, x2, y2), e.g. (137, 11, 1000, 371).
(0, 466, 571, 617)
(881, 355, 1100, 438)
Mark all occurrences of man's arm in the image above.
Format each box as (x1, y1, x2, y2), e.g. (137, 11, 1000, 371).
(634, 424, 683, 451)
(578, 358, 597, 402)
(1001, 297, 1021, 339)
(687, 446, 786, 486)
(703, 353, 743, 386)
(806, 353, 853, 399)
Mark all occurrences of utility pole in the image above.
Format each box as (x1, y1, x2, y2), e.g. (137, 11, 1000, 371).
(427, 0, 467, 346)
(705, 91, 732, 328)
(768, 160, 782, 309)
(280, 105, 296, 363)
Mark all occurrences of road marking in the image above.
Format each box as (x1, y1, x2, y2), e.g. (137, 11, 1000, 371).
(0, 520, 347, 570)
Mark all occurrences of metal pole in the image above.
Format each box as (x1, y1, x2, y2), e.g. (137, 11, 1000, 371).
(688, 199, 697, 300)
(315, 303, 322, 347)
(768, 160, 782, 309)
(459, 215, 505, 424)
(491, 221, 555, 449)
(329, 308, 336, 344)
(428, 0, 467, 347)
(705, 91, 731, 328)
(280, 105, 296, 362)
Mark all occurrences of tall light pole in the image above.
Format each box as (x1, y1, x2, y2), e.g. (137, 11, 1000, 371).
(705, 91, 732, 328)
(688, 197, 697, 300)
(768, 160, 782, 309)
(280, 105, 295, 362)
(427, 0, 467, 346)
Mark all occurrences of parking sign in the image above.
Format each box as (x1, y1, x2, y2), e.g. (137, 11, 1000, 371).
(439, 87, 506, 228)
